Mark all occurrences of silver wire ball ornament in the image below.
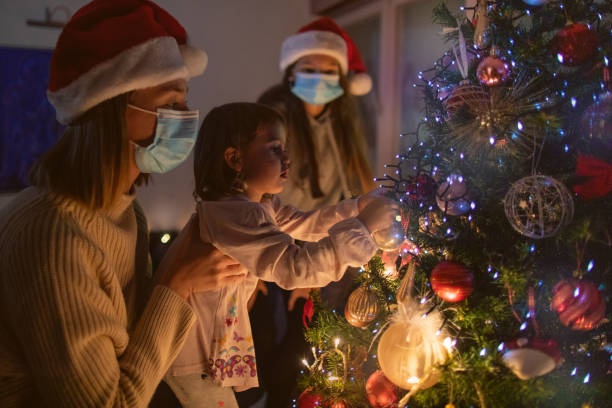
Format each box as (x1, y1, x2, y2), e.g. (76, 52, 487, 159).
(503, 175, 574, 239)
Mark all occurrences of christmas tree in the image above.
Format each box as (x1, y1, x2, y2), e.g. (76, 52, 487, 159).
(295, 1, 611, 407)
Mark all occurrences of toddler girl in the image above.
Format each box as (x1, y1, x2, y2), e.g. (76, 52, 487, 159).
(164, 102, 397, 407)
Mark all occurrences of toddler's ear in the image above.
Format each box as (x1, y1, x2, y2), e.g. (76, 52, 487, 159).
(224, 147, 242, 171)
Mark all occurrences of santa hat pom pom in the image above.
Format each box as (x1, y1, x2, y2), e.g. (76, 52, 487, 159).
(180, 44, 208, 78)
(350, 72, 373, 96)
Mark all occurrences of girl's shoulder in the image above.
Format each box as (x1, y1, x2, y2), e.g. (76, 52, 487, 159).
(197, 197, 275, 241)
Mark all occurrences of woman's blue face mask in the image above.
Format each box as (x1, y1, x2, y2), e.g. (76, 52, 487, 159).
(128, 104, 199, 174)
(291, 72, 344, 105)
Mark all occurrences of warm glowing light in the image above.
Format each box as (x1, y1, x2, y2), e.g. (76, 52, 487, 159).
(160, 233, 171, 244)
(443, 337, 455, 351)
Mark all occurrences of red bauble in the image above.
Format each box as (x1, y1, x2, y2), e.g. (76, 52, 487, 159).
(365, 370, 399, 408)
(476, 55, 511, 86)
(297, 388, 325, 407)
(430, 261, 474, 302)
(551, 279, 606, 330)
(554, 23, 598, 66)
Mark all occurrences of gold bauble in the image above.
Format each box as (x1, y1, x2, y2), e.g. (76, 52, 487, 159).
(344, 285, 379, 328)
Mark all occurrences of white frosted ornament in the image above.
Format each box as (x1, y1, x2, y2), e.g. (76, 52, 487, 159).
(377, 300, 450, 391)
(372, 218, 405, 251)
(503, 175, 574, 239)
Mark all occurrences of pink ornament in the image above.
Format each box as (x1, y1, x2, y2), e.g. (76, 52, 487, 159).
(365, 370, 399, 408)
(551, 279, 606, 330)
(430, 260, 474, 302)
(502, 337, 563, 380)
(381, 249, 400, 278)
(477, 55, 511, 86)
(398, 240, 419, 266)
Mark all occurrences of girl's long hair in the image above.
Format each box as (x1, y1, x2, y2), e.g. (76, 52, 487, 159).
(258, 66, 374, 198)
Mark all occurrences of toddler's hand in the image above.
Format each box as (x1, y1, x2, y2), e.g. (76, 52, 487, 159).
(356, 196, 399, 234)
(357, 187, 386, 212)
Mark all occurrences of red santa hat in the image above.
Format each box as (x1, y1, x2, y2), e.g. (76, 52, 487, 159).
(279, 17, 373, 96)
(47, 0, 208, 125)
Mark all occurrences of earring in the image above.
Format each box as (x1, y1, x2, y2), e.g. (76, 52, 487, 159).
(230, 170, 248, 194)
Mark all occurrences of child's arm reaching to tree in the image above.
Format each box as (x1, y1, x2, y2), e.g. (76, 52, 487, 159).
(267, 188, 391, 242)
(198, 195, 397, 290)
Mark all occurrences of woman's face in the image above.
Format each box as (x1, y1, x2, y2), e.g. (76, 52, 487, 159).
(125, 78, 189, 147)
(291, 54, 341, 116)
(124, 78, 189, 184)
(291, 54, 341, 78)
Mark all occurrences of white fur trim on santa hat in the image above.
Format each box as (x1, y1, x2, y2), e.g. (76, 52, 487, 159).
(48, 37, 207, 125)
(280, 31, 348, 73)
(349, 72, 373, 96)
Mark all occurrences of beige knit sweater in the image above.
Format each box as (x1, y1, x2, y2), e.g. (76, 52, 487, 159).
(0, 187, 196, 407)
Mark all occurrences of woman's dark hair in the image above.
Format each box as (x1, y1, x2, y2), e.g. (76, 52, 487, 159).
(193, 102, 285, 201)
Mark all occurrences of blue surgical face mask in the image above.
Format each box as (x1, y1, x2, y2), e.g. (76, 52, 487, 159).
(128, 104, 199, 174)
(291, 72, 344, 105)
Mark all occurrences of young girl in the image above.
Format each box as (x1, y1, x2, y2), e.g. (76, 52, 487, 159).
(252, 17, 377, 405)
(163, 102, 397, 407)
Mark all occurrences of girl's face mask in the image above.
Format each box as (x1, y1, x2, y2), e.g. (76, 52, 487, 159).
(291, 72, 344, 105)
(128, 104, 199, 174)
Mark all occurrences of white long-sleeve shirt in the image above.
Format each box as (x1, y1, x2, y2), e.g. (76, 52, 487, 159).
(167, 194, 377, 390)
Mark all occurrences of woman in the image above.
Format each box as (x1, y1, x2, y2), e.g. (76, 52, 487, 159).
(0, 1, 245, 406)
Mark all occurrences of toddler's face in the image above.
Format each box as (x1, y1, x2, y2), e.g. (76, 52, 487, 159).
(242, 123, 290, 201)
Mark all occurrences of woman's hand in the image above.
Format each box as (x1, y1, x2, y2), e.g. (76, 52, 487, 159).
(156, 214, 247, 299)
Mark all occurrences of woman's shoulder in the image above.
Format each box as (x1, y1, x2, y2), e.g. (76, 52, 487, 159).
(0, 188, 98, 267)
(1, 187, 74, 229)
